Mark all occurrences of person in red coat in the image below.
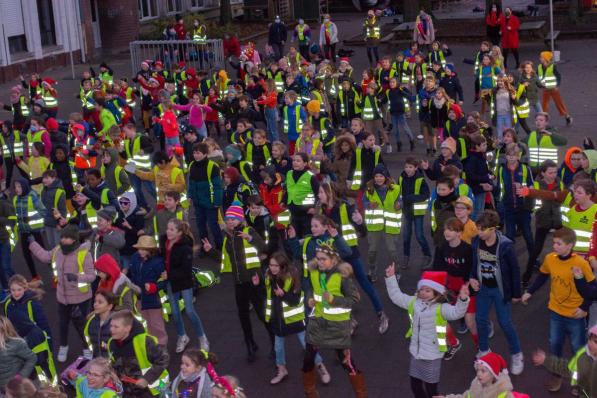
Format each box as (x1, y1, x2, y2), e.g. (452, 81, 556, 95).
(485, 3, 502, 46)
(223, 33, 241, 59)
(499, 7, 520, 69)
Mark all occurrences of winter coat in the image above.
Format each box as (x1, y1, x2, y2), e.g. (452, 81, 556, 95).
(289, 231, 352, 265)
(431, 192, 458, 245)
(0, 196, 16, 242)
(532, 175, 563, 230)
(400, 169, 430, 216)
(95, 253, 135, 312)
(0, 338, 36, 388)
(321, 202, 367, 260)
(102, 148, 130, 197)
(170, 368, 211, 398)
(30, 241, 95, 305)
(258, 183, 285, 228)
(163, 235, 195, 293)
(128, 253, 164, 310)
(219, 226, 267, 285)
(319, 22, 339, 46)
(499, 14, 520, 49)
(40, 178, 66, 227)
(306, 263, 358, 349)
(265, 274, 305, 337)
(495, 162, 534, 211)
(516, 73, 542, 104)
(463, 151, 492, 194)
(114, 192, 145, 257)
(347, 146, 385, 191)
(94, 227, 126, 265)
(3, 290, 52, 344)
(440, 74, 464, 103)
(48, 143, 75, 198)
(445, 373, 515, 398)
(385, 276, 468, 360)
(84, 312, 113, 358)
(136, 158, 185, 205)
(471, 232, 522, 302)
(14, 179, 47, 234)
(268, 22, 288, 45)
(108, 321, 169, 397)
(544, 350, 597, 398)
(423, 155, 462, 181)
(188, 158, 223, 209)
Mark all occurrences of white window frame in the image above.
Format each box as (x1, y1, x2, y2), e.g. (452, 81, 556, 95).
(166, 0, 183, 14)
(138, 0, 158, 21)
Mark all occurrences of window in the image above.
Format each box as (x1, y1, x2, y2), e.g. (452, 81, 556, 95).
(191, 0, 205, 8)
(37, 0, 56, 46)
(8, 35, 28, 54)
(167, 0, 182, 13)
(138, 0, 157, 20)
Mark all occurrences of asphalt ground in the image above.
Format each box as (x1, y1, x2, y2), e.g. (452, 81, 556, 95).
(1, 13, 596, 397)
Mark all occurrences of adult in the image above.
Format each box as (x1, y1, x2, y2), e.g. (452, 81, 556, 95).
(0, 316, 36, 390)
(499, 7, 520, 69)
(268, 16, 288, 61)
(413, 10, 435, 53)
(292, 19, 312, 61)
(319, 14, 339, 61)
(485, 2, 502, 45)
(223, 33, 241, 60)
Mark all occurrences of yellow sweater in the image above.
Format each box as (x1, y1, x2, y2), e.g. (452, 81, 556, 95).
(17, 156, 50, 194)
(135, 157, 185, 204)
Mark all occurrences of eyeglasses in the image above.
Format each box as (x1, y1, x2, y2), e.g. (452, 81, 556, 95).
(119, 200, 130, 205)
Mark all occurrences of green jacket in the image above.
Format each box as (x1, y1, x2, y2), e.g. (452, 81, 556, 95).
(544, 351, 597, 397)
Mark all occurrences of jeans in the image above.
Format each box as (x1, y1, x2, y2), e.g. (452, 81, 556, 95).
(495, 114, 512, 142)
(503, 208, 534, 254)
(167, 284, 206, 338)
(349, 256, 383, 313)
(472, 192, 486, 221)
(402, 214, 431, 257)
(264, 107, 279, 142)
(274, 331, 322, 366)
(129, 174, 157, 211)
(549, 310, 586, 357)
(197, 124, 208, 139)
(165, 136, 180, 153)
(0, 241, 14, 289)
(533, 100, 543, 113)
(391, 114, 413, 143)
(475, 287, 521, 354)
(195, 206, 223, 248)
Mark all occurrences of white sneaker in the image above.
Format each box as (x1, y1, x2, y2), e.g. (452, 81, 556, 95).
(316, 363, 331, 384)
(476, 348, 491, 359)
(82, 349, 93, 360)
(488, 321, 495, 338)
(58, 345, 69, 362)
(199, 335, 210, 351)
(176, 335, 190, 353)
(511, 352, 524, 375)
(386, 144, 393, 154)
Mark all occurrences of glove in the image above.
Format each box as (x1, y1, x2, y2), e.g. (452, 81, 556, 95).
(27, 235, 36, 244)
(65, 273, 78, 282)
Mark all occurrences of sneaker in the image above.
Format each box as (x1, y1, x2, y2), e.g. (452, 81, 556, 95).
(422, 256, 433, 270)
(488, 321, 495, 338)
(386, 144, 393, 154)
(176, 335, 190, 353)
(457, 320, 469, 335)
(511, 352, 524, 375)
(58, 346, 69, 363)
(566, 116, 573, 125)
(82, 349, 93, 360)
(476, 348, 491, 359)
(417, 134, 424, 140)
(401, 257, 410, 270)
(350, 317, 359, 336)
(316, 363, 331, 384)
(378, 312, 389, 335)
(443, 340, 462, 361)
(199, 335, 210, 351)
(546, 373, 562, 392)
(367, 272, 377, 283)
(270, 365, 288, 385)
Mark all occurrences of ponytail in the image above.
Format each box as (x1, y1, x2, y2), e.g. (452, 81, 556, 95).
(168, 218, 195, 245)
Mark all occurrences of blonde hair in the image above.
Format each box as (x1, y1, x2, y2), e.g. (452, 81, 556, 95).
(0, 316, 23, 350)
(87, 357, 120, 387)
(8, 274, 44, 300)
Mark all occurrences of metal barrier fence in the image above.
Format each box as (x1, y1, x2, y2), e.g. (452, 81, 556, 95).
(129, 39, 225, 76)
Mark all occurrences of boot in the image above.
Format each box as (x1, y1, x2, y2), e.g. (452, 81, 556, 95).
(349, 372, 368, 398)
(302, 369, 319, 398)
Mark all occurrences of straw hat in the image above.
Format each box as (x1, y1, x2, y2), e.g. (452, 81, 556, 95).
(133, 235, 159, 250)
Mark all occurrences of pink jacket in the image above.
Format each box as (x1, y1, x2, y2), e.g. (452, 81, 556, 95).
(30, 241, 95, 305)
(172, 103, 211, 129)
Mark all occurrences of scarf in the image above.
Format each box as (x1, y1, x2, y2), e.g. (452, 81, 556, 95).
(60, 242, 80, 255)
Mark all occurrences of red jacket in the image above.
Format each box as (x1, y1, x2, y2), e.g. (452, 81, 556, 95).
(259, 183, 285, 229)
(499, 14, 520, 49)
(257, 91, 278, 109)
(485, 11, 501, 27)
(159, 110, 179, 138)
(223, 36, 241, 58)
(204, 95, 219, 122)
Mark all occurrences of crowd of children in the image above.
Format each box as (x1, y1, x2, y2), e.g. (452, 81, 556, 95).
(0, 8, 594, 398)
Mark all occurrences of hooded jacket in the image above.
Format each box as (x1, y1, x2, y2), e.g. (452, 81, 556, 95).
(115, 192, 145, 257)
(14, 178, 47, 234)
(95, 225, 126, 265)
(444, 372, 515, 398)
(103, 148, 131, 197)
(40, 178, 66, 227)
(95, 253, 135, 311)
(188, 157, 223, 208)
(163, 235, 195, 292)
(583, 149, 597, 181)
(0, 193, 16, 242)
(108, 320, 169, 397)
(0, 337, 36, 388)
(29, 241, 95, 305)
(559, 146, 582, 188)
(49, 143, 75, 198)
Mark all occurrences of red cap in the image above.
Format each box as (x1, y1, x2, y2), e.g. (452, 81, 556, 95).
(155, 61, 163, 68)
(45, 117, 59, 132)
(177, 61, 186, 68)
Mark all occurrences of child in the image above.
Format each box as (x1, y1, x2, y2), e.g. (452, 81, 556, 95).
(417, 77, 437, 155)
(268, 141, 292, 177)
(114, 191, 144, 270)
(428, 41, 452, 69)
(440, 352, 517, 398)
(477, 54, 500, 117)
(13, 178, 46, 281)
(399, 157, 432, 269)
(286, 152, 319, 238)
(100, 148, 130, 198)
(245, 195, 274, 255)
(363, 164, 400, 282)
(40, 169, 66, 250)
(151, 191, 186, 244)
(522, 226, 594, 392)
(429, 88, 452, 143)
(337, 78, 361, 129)
(83, 290, 117, 358)
(16, 142, 49, 194)
(421, 138, 462, 182)
(295, 124, 323, 167)
(538, 51, 572, 125)
(347, 131, 383, 212)
(257, 252, 329, 385)
(211, 375, 247, 398)
(258, 167, 286, 238)
(359, 82, 390, 153)
(282, 90, 306, 155)
(430, 177, 458, 249)
(532, 324, 597, 398)
(134, 151, 186, 207)
(385, 77, 414, 152)
(128, 235, 167, 346)
(470, 210, 524, 375)
(256, 79, 279, 142)
(440, 65, 464, 106)
(244, 129, 271, 176)
(453, 196, 478, 244)
(463, 134, 493, 220)
(171, 348, 217, 398)
(385, 266, 469, 397)
(95, 253, 135, 312)
(67, 357, 121, 398)
(94, 207, 125, 263)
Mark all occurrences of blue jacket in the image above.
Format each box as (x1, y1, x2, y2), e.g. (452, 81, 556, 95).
(128, 253, 164, 310)
(4, 290, 52, 343)
(471, 232, 521, 302)
(188, 158, 223, 208)
(495, 162, 534, 211)
(284, 102, 307, 141)
(14, 178, 46, 233)
(463, 151, 491, 194)
(71, 375, 121, 398)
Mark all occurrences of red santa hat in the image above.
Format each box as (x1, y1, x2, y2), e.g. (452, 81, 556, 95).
(417, 271, 447, 294)
(339, 57, 350, 64)
(42, 78, 56, 86)
(476, 352, 508, 378)
(154, 61, 164, 68)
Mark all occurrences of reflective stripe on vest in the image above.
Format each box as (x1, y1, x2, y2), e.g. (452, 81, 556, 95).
(51, 248, 90, 292)
(339, 203, 358, 246)
(406, 298, 448, 352)
(365, 184, 401, 234)
(567, 347, 587, 386)
(564, 203, 597, 253)
(528, 131, 559, 166)
(538, 64, 558, 89)
(398, 176, 428, 215)
(265, 277, 305, 324)
(351, 148, 381, 190)
(220, 227, 261, 272)
(283, 105, 303, 134)
(14, 195, 44, 229)
(310, 269, 351, 321)
(286, 170, 315, 206)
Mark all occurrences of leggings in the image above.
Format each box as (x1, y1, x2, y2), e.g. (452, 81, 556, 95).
(410, 377, 438, 398)
(20, 231, 44, 278)
(303, 343, 358, 374)
(57, 299, 91, 346)
(502, 48, 520, 69)
(366, 47, 379, 65)
(323, 44, 336, 61)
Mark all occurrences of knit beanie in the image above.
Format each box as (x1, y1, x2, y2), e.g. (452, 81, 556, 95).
(223, 167, 241, 184)
(225, 202, 245, 222)
(476, 352, 508, 378)
(373, 164, 390, 179)
(224, 145, 242, 163)
(306, 100, 321, 115)
(46, 117, 59, 132)
(97, 206, 117, 222)
(60, 224, 80, 241)
(417, 271, 447, 294)
(540, 51, 553, 62)
(441, 137, 457, 155)
(448, 103, 463, 120)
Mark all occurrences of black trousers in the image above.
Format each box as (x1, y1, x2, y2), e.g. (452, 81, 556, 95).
(366, 47, 380, 65)
(20, 231, 44, 278)
(57, 299, 91, 346)
(303, 343, 358, 374)
(410, 377, 438, 398)
(503, 48, 520, 69)
(234, 282, 272, 346)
